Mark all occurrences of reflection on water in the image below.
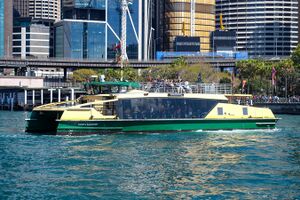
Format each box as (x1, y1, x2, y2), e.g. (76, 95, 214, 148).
(0, 112, 299, 199)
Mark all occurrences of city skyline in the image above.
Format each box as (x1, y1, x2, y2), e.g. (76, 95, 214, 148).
(0, 0, 299, 60)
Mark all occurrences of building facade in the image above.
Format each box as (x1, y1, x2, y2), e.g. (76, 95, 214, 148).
(12, 19, 52, 58)
(216, 0, 298, 58)
(210, 30, 236, 52)
(55, 0, 152, 61)
(0, 0, 13, 58)
(14, 0, 60, 21)
(12, 0, 60, 59)
(154, 0, 215, 52)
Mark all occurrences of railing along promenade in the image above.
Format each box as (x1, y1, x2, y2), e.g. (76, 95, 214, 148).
(253, 96, 300, 104)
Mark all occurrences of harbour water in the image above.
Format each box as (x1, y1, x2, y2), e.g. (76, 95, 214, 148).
(0, 112, 299, 199)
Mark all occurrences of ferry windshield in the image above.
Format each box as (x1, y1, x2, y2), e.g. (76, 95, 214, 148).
(117, 98, 226, 119)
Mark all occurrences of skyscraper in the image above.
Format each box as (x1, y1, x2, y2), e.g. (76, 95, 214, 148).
(154, 0, 215, 52)
(216, 0, 298, 58)
(0, 0, 13, 57)
(14, 0, 60, 21)
(12, 0, 61, 58)
(55, 0, 152, 61)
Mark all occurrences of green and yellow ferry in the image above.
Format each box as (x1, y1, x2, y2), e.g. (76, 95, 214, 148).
(26, 82, 278, 135)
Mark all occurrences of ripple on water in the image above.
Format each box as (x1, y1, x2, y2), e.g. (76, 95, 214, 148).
(0, 113, 299, 199)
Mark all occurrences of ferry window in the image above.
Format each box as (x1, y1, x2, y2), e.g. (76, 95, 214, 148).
(111, 86, 118, 93)
(120, 86, 127, 93)
(217, 107, 223, 115)
(117, 98, 222, 119)
(243, 107, 248, 115)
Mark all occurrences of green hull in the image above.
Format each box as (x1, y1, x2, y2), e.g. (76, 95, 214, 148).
(56, 118, 277, 135)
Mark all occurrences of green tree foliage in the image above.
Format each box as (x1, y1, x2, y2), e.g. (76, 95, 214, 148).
(123, 67, 140, 81)
(71, 69, 98, 82)
(291, 44, 300, 69)
(236, 57, 300, 95)
(98, 67, 141, 82)
(142, 58, 230, 83)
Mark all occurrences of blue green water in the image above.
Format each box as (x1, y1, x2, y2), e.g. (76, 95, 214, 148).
(0, 112, 299, 199)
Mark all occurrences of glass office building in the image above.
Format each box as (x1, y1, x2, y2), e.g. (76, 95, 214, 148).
(0, 1, 12, 58)
(216, 0, 298, 58)
(55, 21, 106, 59)
(0, 1, 4, 57)
(55, 0, 152, 60)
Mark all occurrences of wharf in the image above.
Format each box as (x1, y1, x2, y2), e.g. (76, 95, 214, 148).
(0, 87, 85, 111)
(0, 76, 85, 111)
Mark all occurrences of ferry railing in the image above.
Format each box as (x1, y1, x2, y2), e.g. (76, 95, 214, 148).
(140, 82, 232, 94)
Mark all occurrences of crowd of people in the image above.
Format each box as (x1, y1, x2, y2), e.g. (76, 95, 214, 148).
(144, 79, 194, 93)
(253, 95, 300, 103)
(142, 79, 300, 104)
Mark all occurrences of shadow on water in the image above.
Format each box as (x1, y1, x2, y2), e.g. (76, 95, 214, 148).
(0, 112, 299, 199)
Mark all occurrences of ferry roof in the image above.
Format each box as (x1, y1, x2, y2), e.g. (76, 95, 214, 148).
(84, 81, 140, 88)
(115, 90, 228, 101)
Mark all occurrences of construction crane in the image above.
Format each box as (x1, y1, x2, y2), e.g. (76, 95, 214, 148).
(120, 0, 129, 62)
(120, 0, 132, 80)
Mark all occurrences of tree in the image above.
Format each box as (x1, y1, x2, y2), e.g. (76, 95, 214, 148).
(142, 58, 230, 83)
(123, 67, 140, 81)
(71, 69, 97, 82)
(102, 68, 121, 81)
(291, 44, 300, 68)
(290, 45, 300, 95)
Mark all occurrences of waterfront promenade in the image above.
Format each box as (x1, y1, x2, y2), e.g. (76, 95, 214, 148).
(0, 77, 299, 114)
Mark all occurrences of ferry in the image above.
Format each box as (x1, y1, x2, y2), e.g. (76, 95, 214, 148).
(26, 82, 278, 135)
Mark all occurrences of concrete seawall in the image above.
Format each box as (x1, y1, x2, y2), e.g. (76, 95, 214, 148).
(254, 103, 300, 115)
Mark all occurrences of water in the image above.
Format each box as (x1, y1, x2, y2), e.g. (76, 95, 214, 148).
(0, 112, 299, 199)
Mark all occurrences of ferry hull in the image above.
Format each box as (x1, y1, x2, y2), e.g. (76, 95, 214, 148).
(56, 119, 277, 135)
(26, 110, 64, 133)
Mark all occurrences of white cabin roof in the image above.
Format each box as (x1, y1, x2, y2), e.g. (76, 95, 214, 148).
(114, 90, 228, 101)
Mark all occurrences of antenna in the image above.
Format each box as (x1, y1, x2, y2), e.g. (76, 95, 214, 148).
(220, 13, 225, 31)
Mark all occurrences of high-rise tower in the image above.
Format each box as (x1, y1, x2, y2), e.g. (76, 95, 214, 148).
(155, 0, 215, 52)
(12, 0, 61, 58)
(216, 0, 298, 58)
(14, 0, 60, 21)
